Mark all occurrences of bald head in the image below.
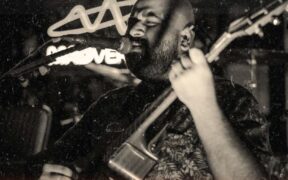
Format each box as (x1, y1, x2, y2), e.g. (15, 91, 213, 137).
(134, 0, 195, 29)
(169, 0, 195, 24)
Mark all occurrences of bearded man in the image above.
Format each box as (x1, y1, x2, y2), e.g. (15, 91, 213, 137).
(30, 0, 271, 179)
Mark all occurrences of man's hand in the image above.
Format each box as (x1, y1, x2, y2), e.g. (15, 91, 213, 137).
(39, 164, 74, 180)
(169, 48, 216, 109)
(169, 48, 266, 179)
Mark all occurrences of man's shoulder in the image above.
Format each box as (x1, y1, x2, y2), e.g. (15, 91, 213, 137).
(214, 77, 262, 118)
(214, 77, 256, 101)
(78, 85, 137, 122)
(100, 85, 135, 100)
(90, 85, 135, 108)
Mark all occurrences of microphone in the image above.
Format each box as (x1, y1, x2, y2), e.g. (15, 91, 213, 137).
(58, 36, 132, 54)
(8, 36, 132, 78)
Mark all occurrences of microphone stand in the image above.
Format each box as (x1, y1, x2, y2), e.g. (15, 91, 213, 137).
(5, 44, 86, 79)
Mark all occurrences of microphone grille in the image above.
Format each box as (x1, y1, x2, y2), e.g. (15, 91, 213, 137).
(119, 37, 132, 54)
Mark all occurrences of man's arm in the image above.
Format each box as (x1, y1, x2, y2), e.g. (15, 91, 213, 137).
(170, 48, 267, 179)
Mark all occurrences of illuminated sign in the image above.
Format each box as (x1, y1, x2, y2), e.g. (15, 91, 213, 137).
(48, 0, 137, 37)
(46, 45, 125, 65)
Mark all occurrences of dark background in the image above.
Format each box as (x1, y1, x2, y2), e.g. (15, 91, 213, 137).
(0, 0, 287, 158)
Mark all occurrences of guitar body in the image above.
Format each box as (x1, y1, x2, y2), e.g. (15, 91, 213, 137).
(108, 143, 157, 180)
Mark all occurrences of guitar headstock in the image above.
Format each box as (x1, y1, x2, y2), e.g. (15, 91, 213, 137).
(206, 0, 288, 62)
(228, 0, 288, 38)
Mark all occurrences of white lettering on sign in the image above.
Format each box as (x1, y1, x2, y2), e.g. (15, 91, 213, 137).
(48, 0, 137, 37)
(46, 45, 125, 65)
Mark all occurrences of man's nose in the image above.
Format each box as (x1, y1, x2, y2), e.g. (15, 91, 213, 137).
(129, 22, 146, 38)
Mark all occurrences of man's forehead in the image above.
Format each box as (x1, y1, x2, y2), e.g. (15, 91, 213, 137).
(133, 0, 172, 17)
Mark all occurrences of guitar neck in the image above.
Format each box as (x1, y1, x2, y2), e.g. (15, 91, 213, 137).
(103, 87, 174, 162)
(206, 32, 234, 63)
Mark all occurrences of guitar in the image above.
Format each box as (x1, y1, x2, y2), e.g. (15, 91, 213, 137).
(106, 1, 288, 179)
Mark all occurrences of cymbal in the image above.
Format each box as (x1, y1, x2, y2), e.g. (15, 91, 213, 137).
(218, 49, 288, 65)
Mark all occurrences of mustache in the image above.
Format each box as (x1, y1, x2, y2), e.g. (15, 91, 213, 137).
(128, 37, 148, 47)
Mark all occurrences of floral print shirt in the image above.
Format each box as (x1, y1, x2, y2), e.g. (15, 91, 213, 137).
(33, 79, 271, 179)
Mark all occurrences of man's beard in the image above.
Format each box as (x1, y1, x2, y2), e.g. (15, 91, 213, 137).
(126, 38, 178, 82)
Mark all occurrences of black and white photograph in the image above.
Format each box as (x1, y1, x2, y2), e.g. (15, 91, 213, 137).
(0, 0, 287, 179)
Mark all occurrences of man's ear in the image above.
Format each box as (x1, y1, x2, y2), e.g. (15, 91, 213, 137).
(178, 24, 195, 54)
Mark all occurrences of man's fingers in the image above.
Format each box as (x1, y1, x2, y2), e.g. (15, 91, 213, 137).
(43, 164, 73, 178)
(169, 69, 177, 80)
(189, 48, 207, 65)
(171, 61, 184, 75)
(180, 56, 193, 69)
(39, 174, 71, 180)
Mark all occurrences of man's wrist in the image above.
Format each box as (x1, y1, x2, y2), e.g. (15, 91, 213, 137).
(186, 97, 218, 112)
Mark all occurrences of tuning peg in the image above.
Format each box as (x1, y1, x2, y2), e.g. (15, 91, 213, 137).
(272, 17, 281, 26)
(255, 27, 264, 38)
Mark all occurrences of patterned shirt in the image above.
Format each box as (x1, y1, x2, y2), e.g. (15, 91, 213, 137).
(30, 78, 272, 179)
